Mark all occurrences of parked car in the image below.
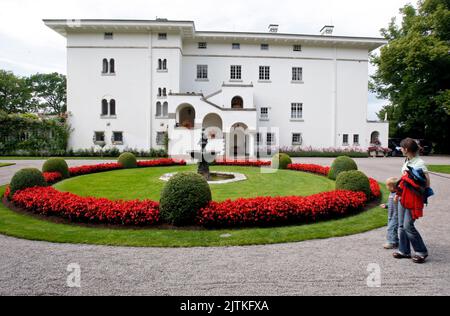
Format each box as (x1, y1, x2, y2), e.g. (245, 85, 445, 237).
(416, 139, 433, 156)
(388, 138, 403, 157)
(388, 138, 433, 156)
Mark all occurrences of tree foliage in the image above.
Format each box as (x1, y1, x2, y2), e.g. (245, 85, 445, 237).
(0, 70, 35, 113)
(0, 70, 66, 115)
(371, 0, 450, 152)
(28, 73, 67, 115)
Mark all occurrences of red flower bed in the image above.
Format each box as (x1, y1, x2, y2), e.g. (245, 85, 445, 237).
(137, 159, 186, 168)
(215, 160, 271, 167)
(68, 159, 185, 177)
(197, 190, 367, 228)
(4, 185, 11, 199)
(369, 178, 381, 199)
(43, 172, 63, 184)
(69, 163, 122, 177)
(287, 164, 331, 176)
(11, 187, 159, 226)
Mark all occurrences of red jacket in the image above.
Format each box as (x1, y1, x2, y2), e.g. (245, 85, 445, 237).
(398, 174, 424, 220)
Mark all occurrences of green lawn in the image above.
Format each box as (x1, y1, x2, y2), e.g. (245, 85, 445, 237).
(0, 184, 389, 248)
(0, 163, 15, 168)
(428, 165, 450, 174)
(54, 166, 336, 202)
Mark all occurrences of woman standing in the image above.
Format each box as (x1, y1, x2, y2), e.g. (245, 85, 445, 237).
(393, 138, 430, 264)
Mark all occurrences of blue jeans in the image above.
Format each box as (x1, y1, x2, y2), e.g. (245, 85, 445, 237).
(398, 203, 428, 257)
(387, 205, 399, 245)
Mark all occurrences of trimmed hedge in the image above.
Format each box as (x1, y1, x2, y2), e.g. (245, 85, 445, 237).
(9, 168, 46, 196)
(160, 172, 212, 226)
(118, 152, 137, 169)
(271, 153, 292, 170)
(335, 170, 371, 198)
(328, 156, 358, 180)
(42, 158, 70, 179)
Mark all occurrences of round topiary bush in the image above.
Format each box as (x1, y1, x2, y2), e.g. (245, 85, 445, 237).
(10, 168, 46, 196)
(328, 156, 358, 180)
(160, 172, 212, 226)
(42, 158, 70, 179)
(272, 153, 293, 170)
(118, 152, 137, 169)
(335, 170, 371, 198)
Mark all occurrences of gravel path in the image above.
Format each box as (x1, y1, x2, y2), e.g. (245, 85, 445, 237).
(0, 157, 449, 296)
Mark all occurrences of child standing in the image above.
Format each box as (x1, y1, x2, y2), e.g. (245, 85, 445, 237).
(381, 177, 399, 249)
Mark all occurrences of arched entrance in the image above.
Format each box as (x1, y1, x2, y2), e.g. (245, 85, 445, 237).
(230, 123, 248, 157)
(202, 113, 223, 139)
(231, 96, 244, 109)
(177, 104, 196, 129)
(371, 131, 381, 145)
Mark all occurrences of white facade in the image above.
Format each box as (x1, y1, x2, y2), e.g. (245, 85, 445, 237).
(45, 19, 389, 158)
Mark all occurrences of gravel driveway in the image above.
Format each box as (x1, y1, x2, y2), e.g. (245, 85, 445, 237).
(0, 156, 449, 296)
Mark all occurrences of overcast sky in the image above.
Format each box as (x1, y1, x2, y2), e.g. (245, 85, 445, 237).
(0, 0, 412, 119)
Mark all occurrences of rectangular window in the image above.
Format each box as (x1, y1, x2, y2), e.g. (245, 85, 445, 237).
(261, 44, 269, 50)
(156, 132, 167, 146)
(259, 66, 270, 81)
(112, 132, 123, 144)
(198, 42, 207, 49)
(197, 65, 208, 79)
(266, 133, 275, 146)
(256, 133, 262, 145)
(104, 32, 113, 40)
(292, 133, 302, 145)
(292, 67, 303, 81)
(232, 43, 240, 50)
(94, 131, 105, 142)
(230, 65, 242, 80)
(353, 134, 360, 145)
(343, 134, 349, 145)
(293, 45, 302, 52)
(158, 33, 167, 40)
(291, 103, 303, 119)
(260, 107, 269, 120)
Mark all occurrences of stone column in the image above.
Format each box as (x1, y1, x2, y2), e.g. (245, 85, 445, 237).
(248, 132, 256, 159)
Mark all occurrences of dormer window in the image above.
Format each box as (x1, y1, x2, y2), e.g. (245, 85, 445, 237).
(158, 33, 167, 40)
(104, 32, 113, 40)
(294, 45, 302, 52)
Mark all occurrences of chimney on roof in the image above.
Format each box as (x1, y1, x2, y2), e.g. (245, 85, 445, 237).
(320, 25, 334, 36)
(268, 24, 279, 33)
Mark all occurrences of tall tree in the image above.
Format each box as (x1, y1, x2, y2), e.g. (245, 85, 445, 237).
(0, 70, 35, 113)
(371, 0, 450, 153)
(28, 73, 67, 115)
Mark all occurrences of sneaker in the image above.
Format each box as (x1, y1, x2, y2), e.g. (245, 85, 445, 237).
(412, 255, 428, 264)
(393, 252, 412, 259)
(384, 243, 399, 250)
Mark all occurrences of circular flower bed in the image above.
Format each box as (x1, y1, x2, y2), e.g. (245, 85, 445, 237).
(3, 160, 381, 229)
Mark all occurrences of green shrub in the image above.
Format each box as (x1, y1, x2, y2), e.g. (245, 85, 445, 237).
(10, 168, 46, 195)
(160, 172, 212, 226)
(335, 170, 371, 198)
(42, 157, 70, 179)
(328, 156, 358, 180)
(118, 152, 137, 169)
(271, 153, 292, 170)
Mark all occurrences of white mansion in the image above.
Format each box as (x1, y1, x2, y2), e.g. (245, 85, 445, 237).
(45, 19, 389, 158)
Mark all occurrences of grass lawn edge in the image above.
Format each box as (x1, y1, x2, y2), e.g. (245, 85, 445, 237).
(0, 184, 389, 248)
(428, 165, 450, 175)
